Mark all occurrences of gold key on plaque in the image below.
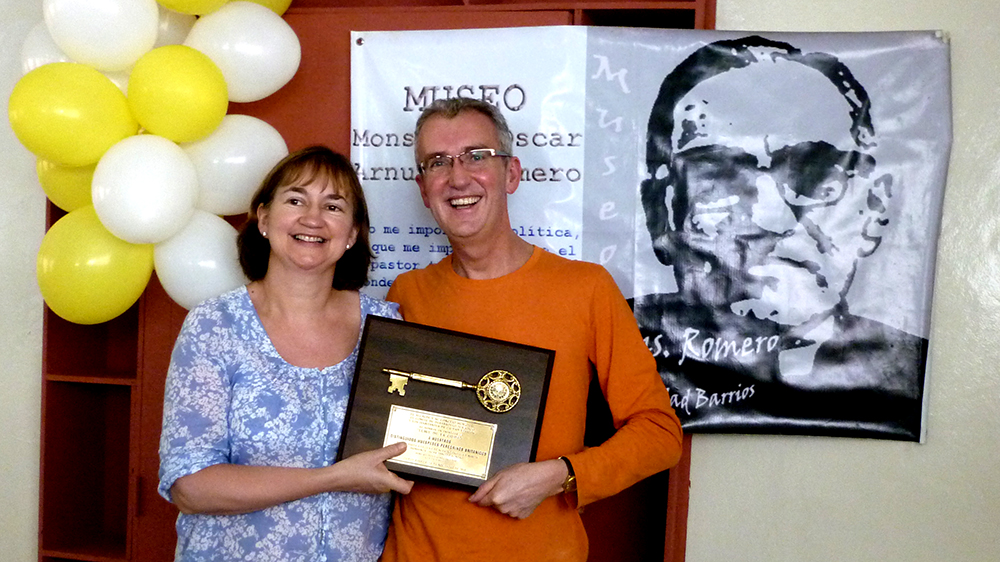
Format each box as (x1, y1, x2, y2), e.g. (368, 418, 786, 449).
(386, 373, 409, 396)
(382, 368, 521, 413)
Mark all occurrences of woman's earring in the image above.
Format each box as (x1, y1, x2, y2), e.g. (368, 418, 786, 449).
(261, 231, 267, 238)
(346, 244, 351, 249)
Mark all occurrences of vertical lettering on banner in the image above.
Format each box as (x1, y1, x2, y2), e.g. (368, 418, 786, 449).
(591, 54, 632, 94)
(602, 156, 617, 176)
(600, 245, 617, 265)
(582, 40, 637, 294)
(594, 108, 623, 134)
(599, 201, 618, 221)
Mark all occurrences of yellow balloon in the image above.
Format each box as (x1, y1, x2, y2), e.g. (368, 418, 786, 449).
(8, 63, 138, 167)
(245, 0, 293, 15)
(37, 158, 95, 212)
(157, 0, 229, 16)
(128, 45, 228, 143)
(37, 206, 154, 325)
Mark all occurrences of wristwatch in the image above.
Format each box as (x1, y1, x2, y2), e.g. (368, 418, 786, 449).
(558, 456, 577, 494)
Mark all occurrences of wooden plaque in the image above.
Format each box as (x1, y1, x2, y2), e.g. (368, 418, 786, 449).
(338, 316, 554, 488)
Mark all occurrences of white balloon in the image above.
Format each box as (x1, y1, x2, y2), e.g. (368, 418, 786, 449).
(155, 210, 248, 309)
(93, 135, 198, 244)
(184, 1, 302, 103)
(21, 21, 72, 74)
(43, 0, 159, 72)
(155, 5, 197, 48)
(183, 114, 289, 216)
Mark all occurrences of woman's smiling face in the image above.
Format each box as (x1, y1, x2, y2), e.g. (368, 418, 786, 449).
(257, 174, 359, 276)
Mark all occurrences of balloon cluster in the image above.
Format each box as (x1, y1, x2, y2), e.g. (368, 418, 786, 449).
(9, 0, 298, 324)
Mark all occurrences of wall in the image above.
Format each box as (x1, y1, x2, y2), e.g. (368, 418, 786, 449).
(0, 1, 45, 561)
(685, 1, 1000, 561)
(1, 1, 997, 561)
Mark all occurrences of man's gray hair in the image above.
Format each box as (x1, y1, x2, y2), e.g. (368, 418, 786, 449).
(413, 98, 514, 167)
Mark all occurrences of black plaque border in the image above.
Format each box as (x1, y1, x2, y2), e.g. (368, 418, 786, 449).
(337, 316, 555, 488)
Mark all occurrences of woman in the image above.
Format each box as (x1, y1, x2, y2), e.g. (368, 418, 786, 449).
(158, 146, 413, 562)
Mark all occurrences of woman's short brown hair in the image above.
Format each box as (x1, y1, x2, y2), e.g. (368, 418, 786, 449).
(236, 146, 373, 290)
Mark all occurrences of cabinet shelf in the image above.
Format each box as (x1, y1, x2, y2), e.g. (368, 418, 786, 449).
(42, 304, 139, 382)
(578, 8, 696, 28)
(41, 542, 128, 562)
(40, 382, 132, 562)
(44, 374, 137, 386)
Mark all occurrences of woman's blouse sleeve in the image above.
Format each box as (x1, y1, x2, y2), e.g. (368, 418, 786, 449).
(158, 303, 235, 502)
(363, 294, 402, 321)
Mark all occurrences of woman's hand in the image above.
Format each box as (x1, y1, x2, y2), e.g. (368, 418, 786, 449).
(332, 442, 414, 495)
(170, 442, 413, 515)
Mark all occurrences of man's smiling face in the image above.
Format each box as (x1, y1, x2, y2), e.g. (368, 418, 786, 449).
(414, 110, 521, 245)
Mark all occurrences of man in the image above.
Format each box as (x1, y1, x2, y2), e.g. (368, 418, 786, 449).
(634, 35, 927, 439)
(382, 97, 683, 561)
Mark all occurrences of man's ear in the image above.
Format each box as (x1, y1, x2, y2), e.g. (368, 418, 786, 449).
(504, 156, 522, 195)
(415, 174, 431, 209)
(859, 173, 893, 257)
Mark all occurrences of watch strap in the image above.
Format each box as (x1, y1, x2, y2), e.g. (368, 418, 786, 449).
(558, 456, 577, 494)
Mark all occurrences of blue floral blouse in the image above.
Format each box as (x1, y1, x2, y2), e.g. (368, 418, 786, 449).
(159, 286, 401, 562)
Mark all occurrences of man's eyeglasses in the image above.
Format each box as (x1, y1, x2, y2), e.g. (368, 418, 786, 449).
(419, 148, 510, 176)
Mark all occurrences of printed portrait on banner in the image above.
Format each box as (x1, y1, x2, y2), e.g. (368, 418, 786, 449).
(611, 33, 950, 440)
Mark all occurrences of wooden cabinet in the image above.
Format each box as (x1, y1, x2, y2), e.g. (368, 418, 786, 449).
(38, 2, 708, 561)
(39, 202, 138, 562)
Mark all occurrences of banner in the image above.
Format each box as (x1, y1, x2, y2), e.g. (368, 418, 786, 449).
(351, 27, 951, 441)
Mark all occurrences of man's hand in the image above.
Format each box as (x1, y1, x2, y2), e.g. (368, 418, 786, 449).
(467, 459, 567, 519)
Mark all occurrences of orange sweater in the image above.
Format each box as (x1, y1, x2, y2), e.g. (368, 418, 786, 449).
(382, 247, 683, 562)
